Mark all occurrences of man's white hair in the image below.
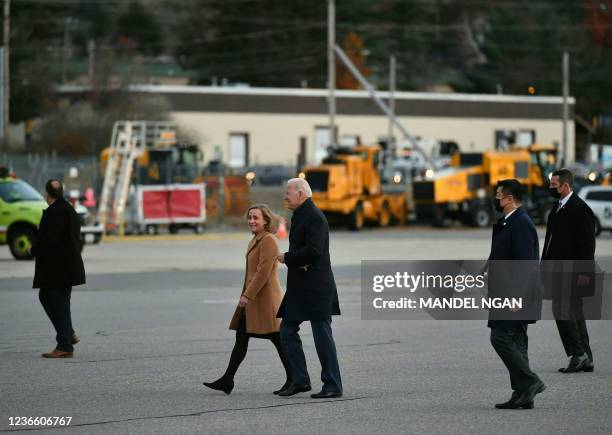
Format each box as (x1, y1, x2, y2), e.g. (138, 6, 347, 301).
(287, 178, 312, 197)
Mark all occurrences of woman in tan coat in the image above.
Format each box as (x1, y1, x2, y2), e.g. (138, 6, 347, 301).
(204, 204, 290, 395)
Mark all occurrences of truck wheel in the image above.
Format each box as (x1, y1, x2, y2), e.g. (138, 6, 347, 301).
(378, 202, 391, 227)
(145, 224, 158, 235)
(169, 224, 179, 234)
(594, 217, 602, 236)
(194, 225, 205, 234)
(349, 204, 364, 231)
(8, 226, 36, 260)
(471, 206, 492, 228)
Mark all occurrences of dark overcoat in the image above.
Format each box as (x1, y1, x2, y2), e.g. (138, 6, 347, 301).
(541, 193, 596, 298)
(32, 198, 86, 289)
(487, 207, 542, 329)
(277, 198, 340, 321)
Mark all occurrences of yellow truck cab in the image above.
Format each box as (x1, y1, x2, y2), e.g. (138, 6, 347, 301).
(0, 170, 46, 259)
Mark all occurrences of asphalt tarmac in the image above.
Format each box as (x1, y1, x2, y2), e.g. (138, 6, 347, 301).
(1, 227, 611, 434)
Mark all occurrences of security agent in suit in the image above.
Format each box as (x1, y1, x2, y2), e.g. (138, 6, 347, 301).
(30, 180, 86, 358)
(488, 179, 545, 409)
(542, 168, 596, 373)
(276, 178, 343, 399)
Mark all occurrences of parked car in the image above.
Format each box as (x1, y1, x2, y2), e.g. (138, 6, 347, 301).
(579, 185, 612, 236)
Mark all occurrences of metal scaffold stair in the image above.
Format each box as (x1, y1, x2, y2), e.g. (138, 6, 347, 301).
(97, 121, 176, 235)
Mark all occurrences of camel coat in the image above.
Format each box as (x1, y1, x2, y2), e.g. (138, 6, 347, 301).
(229, 231, 283, 334)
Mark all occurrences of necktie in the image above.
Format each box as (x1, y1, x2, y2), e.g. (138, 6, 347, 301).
(557, 201, 563, 213)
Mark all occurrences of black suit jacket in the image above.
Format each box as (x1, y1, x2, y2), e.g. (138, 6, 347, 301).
(277, 198, 340, 321)
(542, 193, 595, 261)
(32, 198, 86, 289)
(487, 207, 542, 329)
(541, 192, 596, 298)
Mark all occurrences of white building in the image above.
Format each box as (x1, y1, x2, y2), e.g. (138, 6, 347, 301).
(65, 85, 576, 167)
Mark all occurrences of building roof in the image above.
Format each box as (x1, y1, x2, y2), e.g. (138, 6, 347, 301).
(59, 84, 574, 119)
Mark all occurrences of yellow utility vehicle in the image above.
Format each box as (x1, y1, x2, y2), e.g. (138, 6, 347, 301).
(303, 145, 409, 230)
(413, 144, 557, 227)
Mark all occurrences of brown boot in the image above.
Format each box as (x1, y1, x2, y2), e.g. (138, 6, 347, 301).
(42, 349, 73, 358)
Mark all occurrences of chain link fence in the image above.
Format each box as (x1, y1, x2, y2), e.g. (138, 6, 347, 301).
(0, 153, 100, 195)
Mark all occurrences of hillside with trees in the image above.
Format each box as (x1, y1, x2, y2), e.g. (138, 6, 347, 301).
(3, 0, 611, 151)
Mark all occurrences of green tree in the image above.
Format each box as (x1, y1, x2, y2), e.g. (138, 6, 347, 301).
(172, 0, 327, 86)
(461, 0, 612, 125)
(116, 1, 163, 55)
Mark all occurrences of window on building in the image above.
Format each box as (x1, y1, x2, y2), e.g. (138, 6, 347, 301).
(228, 133, 249, 168)
(518, 130, 536, 147)
(314, 127, 332, 164)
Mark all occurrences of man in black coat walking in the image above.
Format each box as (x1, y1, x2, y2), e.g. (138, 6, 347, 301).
(542, 168, 596, 373)
(488, 179, 545, 409)
(30, 180, 86, 358)
(276, 178, 342, 398)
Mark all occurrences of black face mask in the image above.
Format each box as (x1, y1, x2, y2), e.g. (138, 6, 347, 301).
(549, 187, 562, 199)
(494, 198, 504, 212)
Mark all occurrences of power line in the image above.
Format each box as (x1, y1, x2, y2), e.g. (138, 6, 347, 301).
(335, 0, 606, 11)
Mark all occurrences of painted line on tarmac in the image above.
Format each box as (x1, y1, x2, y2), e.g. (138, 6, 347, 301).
(60, 340, 402, 364)
(63, 348, 271, 364)
(102, 233, 250, 243)
(2, 397, 373, 432)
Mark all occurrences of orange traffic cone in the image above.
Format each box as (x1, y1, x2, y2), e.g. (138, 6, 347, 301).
(276, 217, 288, 239)
(83, 187, 97, 208)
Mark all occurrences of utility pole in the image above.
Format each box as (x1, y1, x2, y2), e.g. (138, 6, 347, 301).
(62, 17, 73, 83)
(334, 44, 431, 165)
(388, 55, 396, 149)
(2, 0, 9, 146)
(327, 0, 336, 146)
(561, 51, 570, 167)
(87, 39, 95, 85)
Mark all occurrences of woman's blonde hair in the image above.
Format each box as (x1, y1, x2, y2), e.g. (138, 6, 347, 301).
(246, 204, 280, 234)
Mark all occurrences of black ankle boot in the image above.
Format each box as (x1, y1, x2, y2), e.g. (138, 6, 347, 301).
(203, 378, 234, 395)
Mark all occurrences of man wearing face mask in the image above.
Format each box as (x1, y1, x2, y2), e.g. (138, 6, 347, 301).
(488, 179, 545, 409)
(542, 169, 596, 373)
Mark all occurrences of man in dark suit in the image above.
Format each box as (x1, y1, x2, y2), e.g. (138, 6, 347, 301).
(488, 179, 545, 409)
(542, 168, 596, 373)
(276, 178, 342, 398)
(30, 180, 86, 358)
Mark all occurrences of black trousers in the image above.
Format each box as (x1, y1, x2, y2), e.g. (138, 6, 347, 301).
(39, 287, 74, 352)
(280, 318, 343, 393)
(221, 312, 290, 383)
(553, 295, 592, 360)
(490, 324, 540, 392)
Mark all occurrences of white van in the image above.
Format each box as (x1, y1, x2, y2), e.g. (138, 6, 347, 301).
(579, 185, 612, 236)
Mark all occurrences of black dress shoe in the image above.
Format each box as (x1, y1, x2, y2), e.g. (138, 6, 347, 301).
(311, 391, 343, 399)
(494, 391, 533, 410)
(273, 380, 292, 395)
(495, 400, 534, 410)
(559, 354, 588, 373)
(203, 379, 234, 395)
(277, 384, 311, 397)
(495, 392, 519, 409)
(513, 380, 545, 408)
